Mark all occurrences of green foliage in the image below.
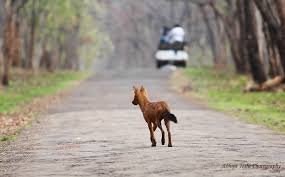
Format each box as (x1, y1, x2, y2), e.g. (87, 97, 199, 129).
(0, 135, 16, 142)
(183, 68, 285, 133)
(21, 0, 110, 69)
(78, 1, 113, 69)
(41, 0, 83, 40)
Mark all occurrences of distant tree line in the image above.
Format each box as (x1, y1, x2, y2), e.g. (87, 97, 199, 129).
(0, 0, 102, 86)
(2, 0, 285, 91)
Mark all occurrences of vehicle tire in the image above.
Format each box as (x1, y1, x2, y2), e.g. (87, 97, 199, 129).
(175, 61, 186, 67)
(181, 61, 186, 67)
(156, 60, 161, 68)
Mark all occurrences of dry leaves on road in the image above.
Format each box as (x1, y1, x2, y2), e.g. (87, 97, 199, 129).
(0, 93, 63, 137)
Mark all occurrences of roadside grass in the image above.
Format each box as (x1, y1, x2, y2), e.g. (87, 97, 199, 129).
(0, 135, 16, 142)
(181, 67, 285, 133)
(0, 70, 89, 141)
(0, 70, 88, 113)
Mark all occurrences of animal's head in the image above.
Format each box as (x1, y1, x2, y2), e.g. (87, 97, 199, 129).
(132, 86, 139, 105)
(132, 86, 148, 105)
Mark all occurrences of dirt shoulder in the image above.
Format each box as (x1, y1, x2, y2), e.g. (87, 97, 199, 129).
(0, 71, 89, 141)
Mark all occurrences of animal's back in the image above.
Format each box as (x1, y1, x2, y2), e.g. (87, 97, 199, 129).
(143, 101, 170, 122)
(148, 101, 169, 112)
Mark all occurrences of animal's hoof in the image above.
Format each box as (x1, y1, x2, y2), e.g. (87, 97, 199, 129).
(161, 140, 165, 145)
(151, 144, 156, 147)
(168, 144, 172, 147)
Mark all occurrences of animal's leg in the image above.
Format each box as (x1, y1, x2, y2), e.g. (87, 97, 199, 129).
(158, 122, 165, 145)
(148, 122, 156, 147)
(153, 123, 157, 132)
(165, 120, 172, 147)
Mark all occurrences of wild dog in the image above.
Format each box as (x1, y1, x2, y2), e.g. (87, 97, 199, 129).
(132, 86, 177, 147)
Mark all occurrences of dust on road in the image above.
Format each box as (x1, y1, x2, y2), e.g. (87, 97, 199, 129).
(0, 69, 284, 177)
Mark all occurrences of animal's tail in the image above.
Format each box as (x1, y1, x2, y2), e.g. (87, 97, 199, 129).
(162, 112, 178, 123)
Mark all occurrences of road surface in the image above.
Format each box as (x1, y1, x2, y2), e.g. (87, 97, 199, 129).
(0, 69, 284, 177)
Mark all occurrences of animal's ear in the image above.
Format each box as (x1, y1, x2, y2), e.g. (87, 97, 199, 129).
(133, 86, 137, 91)
(140, 86, 145, 92)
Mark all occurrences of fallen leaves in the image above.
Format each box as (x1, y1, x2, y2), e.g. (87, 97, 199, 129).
(0, 91, 65, 137)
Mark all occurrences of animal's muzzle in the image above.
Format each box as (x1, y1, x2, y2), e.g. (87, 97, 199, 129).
(132, 101, 138, 105)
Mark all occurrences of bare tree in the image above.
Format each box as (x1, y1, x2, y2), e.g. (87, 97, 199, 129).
(2, 0, 27, 86)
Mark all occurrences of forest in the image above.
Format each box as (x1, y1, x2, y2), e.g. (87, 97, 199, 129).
(193, 0, 285, 92)
(0, 0, 107, 86)
(1, 0, 285, 90)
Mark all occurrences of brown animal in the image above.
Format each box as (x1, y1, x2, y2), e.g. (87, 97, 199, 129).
(132, 86, 177, 147)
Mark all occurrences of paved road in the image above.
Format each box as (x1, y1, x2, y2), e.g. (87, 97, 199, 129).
(0, 69, 284, 177)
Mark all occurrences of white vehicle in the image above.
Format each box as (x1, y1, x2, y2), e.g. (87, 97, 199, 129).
(155, 50, 188, 68)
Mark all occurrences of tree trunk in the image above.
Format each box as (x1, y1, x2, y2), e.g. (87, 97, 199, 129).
(12, 18, 21, 67)
(210, 0, 249, 74)
(63, 20, 80, 70)
(200, 5, 226, 68)
(2, 6, 14, 86)
(276, 0, 285, 74)
(263, 21, 282, 77)
(234, 0, 248, 74)
(28, 0, 36, 70)
(255, 7, 266, 68)
(254, 0, 285, 74)
(244, 0, 267, 84)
